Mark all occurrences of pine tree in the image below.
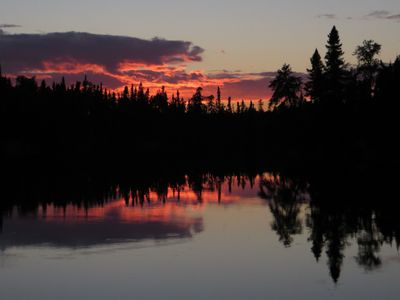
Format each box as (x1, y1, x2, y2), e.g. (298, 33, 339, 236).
(240, 100, 246, 113)
(216, 86, 222, 112)
(268, 64, 302, 110)
(227, 97, 232, 113)
(236, 102, 240, 114)
(325, 26, 344, 75)
(257, 99, 264, 112)
(137, 82, 147, 105)
(151, 86, 168, 113)
(82, 74, 89, 91)
(305, 49, 325, 104)
(122, 86, 129, 99)
(189, 87, 204, 114)
(60, 76, 66, 92)
(324, 26, 346, 103)
(207, 95, 216, 113)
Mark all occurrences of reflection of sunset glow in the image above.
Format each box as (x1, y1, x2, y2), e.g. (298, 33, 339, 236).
(26, 176, 264, 225)
(37, 201, 198, 226)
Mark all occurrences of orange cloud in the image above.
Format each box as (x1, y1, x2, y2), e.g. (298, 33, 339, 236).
(18, 59, 274, 100)
(1, 31, 278, 100)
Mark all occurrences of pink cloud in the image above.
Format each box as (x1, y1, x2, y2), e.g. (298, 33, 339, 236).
(0, 31, 294, 100)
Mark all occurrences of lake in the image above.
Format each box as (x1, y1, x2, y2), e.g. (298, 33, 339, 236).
(1, 171, 399, 300)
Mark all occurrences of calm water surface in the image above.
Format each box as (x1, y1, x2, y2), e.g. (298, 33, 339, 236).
(0, 173, 399, 300)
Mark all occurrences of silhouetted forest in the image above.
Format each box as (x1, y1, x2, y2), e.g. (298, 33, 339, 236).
(1, 26, 400, 168)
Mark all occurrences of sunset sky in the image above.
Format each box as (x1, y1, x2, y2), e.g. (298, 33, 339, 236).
(1, 0, 399, 100)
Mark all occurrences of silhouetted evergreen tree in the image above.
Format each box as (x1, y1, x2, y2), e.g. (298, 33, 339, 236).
(324, 26, 346, 104)
(375, 56, 400, 107)
(206, 95, 216, 114)
(305, 49, 325, 104)
(188, 87, 205, 114)
(257, 99, 264, 112)
(151, 86, 168, 113)
(268, 64, 302, 110)
(227, 96, 232, 113)
(216, 86, 223, 112)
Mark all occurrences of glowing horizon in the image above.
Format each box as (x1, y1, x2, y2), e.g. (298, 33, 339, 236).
(1, 0, 399, 100)
(0, 31, 277, 100)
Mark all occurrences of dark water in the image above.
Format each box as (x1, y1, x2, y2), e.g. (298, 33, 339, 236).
(1, 172, 399, 300)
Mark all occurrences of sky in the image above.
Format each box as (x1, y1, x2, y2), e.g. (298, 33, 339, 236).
(1, 0, 399, 100)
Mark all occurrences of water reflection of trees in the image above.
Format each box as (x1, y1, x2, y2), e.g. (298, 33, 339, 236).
(258, 174, 308, 247)
(259, 171, 400, 283)
(1, 168, 399, 283)
(0, 170, 261, 250)
(0, 170, 260, 221)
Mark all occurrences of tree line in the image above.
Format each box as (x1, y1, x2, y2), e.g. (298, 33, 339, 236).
(0, 26, 399, 164)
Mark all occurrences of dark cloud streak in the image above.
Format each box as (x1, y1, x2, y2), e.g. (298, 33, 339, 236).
(0, 31, 204, 73)
(386, 14, 400, 20)
(0, 24, 21, 28)
(0, 30, 303, 100)
(317, 14, 336, 19)
(367, 10, 390, 18)
(366, 10, 400, 21)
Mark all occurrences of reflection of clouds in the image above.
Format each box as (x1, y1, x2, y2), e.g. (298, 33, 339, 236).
(0, 212, 203, 250)
(0, 173, 266, 250)
(45, 239, 192, 260)
(1, 201, 204, 250)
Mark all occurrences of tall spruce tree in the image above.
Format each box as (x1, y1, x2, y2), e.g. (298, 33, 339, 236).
(305, 49, 325, 104)
(325, 26, 346, 103)
(216, 86, 223, 112)
(188, 87, 204, 114)
(227, 96, 232, 113)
